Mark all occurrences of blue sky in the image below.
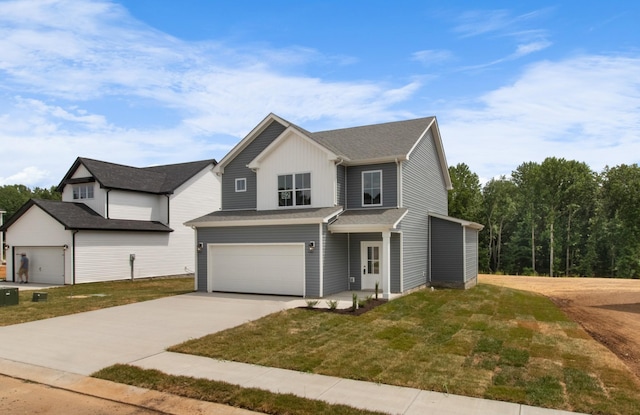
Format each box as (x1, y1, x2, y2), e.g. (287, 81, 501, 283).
(1, 0, 639, 188)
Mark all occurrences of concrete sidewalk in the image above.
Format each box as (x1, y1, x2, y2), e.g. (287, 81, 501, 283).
(131, 352, 585, 415)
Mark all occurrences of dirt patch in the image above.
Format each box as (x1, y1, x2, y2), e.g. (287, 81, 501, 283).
(480, 274, 640, 381)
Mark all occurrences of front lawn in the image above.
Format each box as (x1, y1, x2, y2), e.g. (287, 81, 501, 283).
(169, 284, 640, 415)
(0, 276, 194, 326)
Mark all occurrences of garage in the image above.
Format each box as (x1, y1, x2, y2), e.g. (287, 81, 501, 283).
(14, 247, 65, 285)
(208, 243, 305, 296)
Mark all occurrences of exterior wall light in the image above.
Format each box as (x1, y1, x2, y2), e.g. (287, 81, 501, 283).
(308, 241, 315, 252)
(63, 244, 69, 250)
(2, 243, 8, 251)
(197, 242, 204, 252)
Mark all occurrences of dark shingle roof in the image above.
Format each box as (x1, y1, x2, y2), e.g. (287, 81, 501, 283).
(0, 199, 172, 232)
(58, 158, 216, 194)
(310, 117, 435, 162)
(186, 206, 343, 227)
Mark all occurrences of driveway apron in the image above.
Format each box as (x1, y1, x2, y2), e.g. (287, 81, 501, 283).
(0, 292, 293, 375)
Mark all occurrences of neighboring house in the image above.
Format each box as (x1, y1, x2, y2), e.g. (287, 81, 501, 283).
(1, 157, 220, 285)
(186, 113, 483, 298)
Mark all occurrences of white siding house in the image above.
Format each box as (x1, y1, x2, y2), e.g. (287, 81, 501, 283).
(2, 157, 220, 285)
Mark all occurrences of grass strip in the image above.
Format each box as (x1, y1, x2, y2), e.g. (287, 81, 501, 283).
(94, 364, 386, 415)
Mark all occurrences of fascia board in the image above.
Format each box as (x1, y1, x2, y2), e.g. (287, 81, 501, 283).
(214, 113, 291, 174)
(328, 224, 398, 233)
(247, 127, 339, 169)
(188, 217, 328, 228)
(342, 155, 407, 166)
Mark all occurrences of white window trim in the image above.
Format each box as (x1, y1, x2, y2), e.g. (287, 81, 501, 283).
(235, 178, 247, 192)
(73, 184, 94, 200)
(362, 170, 383, 207)
(278, 172, 312, 208)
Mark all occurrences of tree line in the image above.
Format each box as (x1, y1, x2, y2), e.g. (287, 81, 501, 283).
(0, 185, 61, 220)
(448, 158, 640, 279)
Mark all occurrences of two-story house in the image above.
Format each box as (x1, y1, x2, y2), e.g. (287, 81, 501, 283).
(1, 157, 220, 285)
(186, 113, 482, 298)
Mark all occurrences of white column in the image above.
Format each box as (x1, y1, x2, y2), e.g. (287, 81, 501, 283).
(382, 231, 391, 299)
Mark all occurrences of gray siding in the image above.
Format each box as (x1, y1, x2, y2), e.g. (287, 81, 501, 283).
(348, 232, 401, 293)
(401, 129, 449, 290)
(346, 163, 397, 209)
(430, 217, 463, 284)
(465, 227, 478, 283)
(391, 233, 401, 293)
(336, 164, 346, 207)
(222, 121, 287, 210)
(322, 225, 349, 296)
(196, 224, 320, 296)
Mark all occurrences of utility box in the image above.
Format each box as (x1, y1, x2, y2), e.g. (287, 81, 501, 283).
(32, 292, 48, 302)
(0, 288, 19, 307)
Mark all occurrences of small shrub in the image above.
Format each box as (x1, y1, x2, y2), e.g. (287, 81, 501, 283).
(358, 298, 368, 308)
(375, 281, 379, 299)
(326, 300, 338, 310)
(352, 293, 358, 311)
(305, 300, 319, 308)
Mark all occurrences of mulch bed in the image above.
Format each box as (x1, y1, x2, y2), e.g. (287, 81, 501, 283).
(299, 298, 387, 316)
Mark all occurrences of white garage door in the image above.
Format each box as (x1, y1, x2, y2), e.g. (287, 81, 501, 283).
(209, 244, 304, 296)
(15, 247, 65, 284)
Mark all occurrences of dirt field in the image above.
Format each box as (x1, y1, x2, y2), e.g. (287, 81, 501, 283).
(480, 274, 640, 381)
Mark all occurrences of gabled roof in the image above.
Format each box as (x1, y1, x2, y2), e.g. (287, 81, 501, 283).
(186, 206, 343, 228)
(212, 113, 451, 189)
(0, 199, 172, 233)
(57, 157, 216, 194)
(311, 117, 435, 163)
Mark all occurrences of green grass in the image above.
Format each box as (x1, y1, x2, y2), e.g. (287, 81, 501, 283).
(164, 284, 640, 415)
(94, 364, 386, 415)
(0, 276, 194, 326)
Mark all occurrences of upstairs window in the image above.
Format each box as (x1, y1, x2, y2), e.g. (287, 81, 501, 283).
(362, 170, 382, 206)
(73, 184, 94, 200)
(235, 178, 247, 192)
(278, 173, 311, 207)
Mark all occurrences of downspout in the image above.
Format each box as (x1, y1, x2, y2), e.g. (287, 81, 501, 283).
(165, 194, 171, 225)
(72, 230, 78, 285)
(105, 189, 111, 218)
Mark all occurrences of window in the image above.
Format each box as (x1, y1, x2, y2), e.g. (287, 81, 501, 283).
(278, 173, 311, 207)
(73, 184, 94, 200)
(362, 170, 382, 206)
(235, 178, 246, 192)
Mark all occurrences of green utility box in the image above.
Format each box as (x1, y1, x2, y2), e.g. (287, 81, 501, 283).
(32, 292, 48, 302)
(0, 288, 19, 307)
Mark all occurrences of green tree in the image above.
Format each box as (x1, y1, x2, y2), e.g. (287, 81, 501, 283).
(600, 164, 640, 278)
(448, 163, 482, 222)
(482, 177, 518, 273)
(0, 184, 61, 220)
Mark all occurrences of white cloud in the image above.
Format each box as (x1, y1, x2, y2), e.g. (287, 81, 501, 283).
(441, 55, 640, 181)
(412, 50, 454, 66)
(0, 0, 421, 187)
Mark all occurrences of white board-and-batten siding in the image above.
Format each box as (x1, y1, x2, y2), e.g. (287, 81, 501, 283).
(255, 131, 337, 210)
(4, 205, 73, 283)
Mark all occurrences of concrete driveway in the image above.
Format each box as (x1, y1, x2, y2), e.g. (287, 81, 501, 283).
(0, 292, 297, 375)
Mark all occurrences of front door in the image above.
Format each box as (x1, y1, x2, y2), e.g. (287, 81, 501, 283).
(361, 241, 382, 290)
